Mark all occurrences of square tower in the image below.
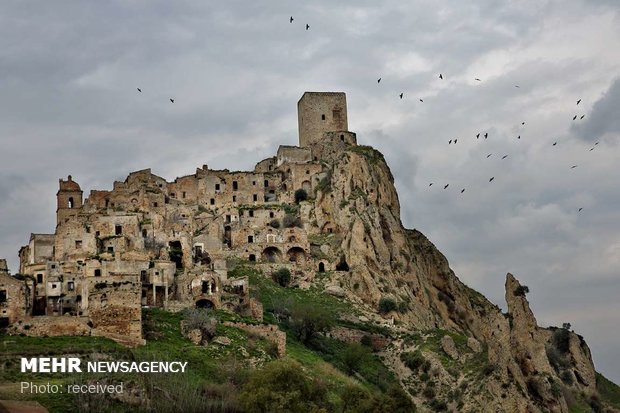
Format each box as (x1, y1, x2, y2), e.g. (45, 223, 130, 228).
(298, 92, 348, 148)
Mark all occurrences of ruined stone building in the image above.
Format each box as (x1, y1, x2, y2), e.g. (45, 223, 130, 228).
(1, 92, 357, 345)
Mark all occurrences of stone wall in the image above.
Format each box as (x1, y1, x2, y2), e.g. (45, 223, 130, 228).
(224, 321, 286, 357)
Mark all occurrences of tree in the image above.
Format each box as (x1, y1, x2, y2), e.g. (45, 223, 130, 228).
(294, 188, 308, 204)
(342, 343, 370, 375)
(513, 285, 529, 296)
(288, 301, 334, 344)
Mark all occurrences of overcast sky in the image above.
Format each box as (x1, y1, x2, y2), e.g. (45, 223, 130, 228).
(0, 1, 618, 382)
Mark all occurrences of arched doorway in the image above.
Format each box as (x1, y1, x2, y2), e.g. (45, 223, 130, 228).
(262, 246, 282, 263)
(196, 299, 214, 309)
(318, 262, 325, 272)
(287, 247, 306, 263)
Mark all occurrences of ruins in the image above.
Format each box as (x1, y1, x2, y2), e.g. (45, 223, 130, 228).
(0, 92, 356, 346)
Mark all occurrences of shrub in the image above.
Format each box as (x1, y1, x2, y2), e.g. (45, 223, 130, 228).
(283, 213, 302, 228)
(360, 335, 373, 348)
(273, 268, 291, 287)
(184, 308, 217, 338)
(513, 285, 529, 296)
(422, 385, 436, 399)
(269, 218, 280, 228)
(342, 343, 370, 374)
(378, 297, 397, 313)
(400, 351, 426, 371)
(294, 188, 308, 204)
(552, 325, 571, 353)
(239, 359, 330, 413)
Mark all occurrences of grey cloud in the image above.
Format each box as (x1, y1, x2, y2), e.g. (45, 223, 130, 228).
(572, 77, 620, 142)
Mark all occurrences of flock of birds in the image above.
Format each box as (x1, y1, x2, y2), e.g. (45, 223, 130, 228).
(375, 72, 599, 213)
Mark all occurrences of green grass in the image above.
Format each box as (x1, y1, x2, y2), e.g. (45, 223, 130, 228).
(597, 372, 620, 409)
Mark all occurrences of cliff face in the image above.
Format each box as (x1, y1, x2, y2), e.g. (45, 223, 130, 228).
(306, 144, 605, 412)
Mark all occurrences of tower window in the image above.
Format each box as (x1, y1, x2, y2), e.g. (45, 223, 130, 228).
(182, 192, 186, 198)
(68, 281, 75, 291)
(232, 195, 236, 202)
(249, 210, 254, 217)
(248, 235, 254, 243)
(115, 225, 122, 235)
(232, 181, 238, 191)
(37, 274, 43, 283)
(321, 114, 326, 120)
(340, 134, 345, 142)
(215, 183, 220, 191)
(210, 198, 215, 205)
(68, 197, 74, 208)
(269, 212, 274, 218)
(253, 194, 258, 202)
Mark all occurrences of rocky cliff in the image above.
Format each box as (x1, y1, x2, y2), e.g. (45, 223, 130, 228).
(303, 143, 613, 412)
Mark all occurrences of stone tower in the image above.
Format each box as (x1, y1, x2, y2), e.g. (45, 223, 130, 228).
(56, 175, 83, 226)
(297, 92, 348, 148)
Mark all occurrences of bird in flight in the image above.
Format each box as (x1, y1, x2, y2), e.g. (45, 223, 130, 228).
(489, 177, 495, 182)
(502, 155, 508, 159)
(476, 133, 480, 139)
(577, 99, 581, 105)
(553, 142, 557, 146)
(578, 207, 583, 212)
(449, 140, 452, 144)
(399, 93, 404, 99)
(454, 139, 458, 144)
(571, 165, 578, 169)
(487, 154, 492, 158)
(573, 115, 577, 120)
(290, 16, 294, 23)
(419, 98, 423, 102)
(444, 184, 449, 189)
(306, 24, 310, 30)
(484, 132, 488, 139)
(429, 183, 433, 187)
(377, 78, 381, 83)
(137, 88, 142, 92)
(461, 189, 466, 193)
(170, 98, 174, 103)
(475, 78, 481, 81)
(515, 85, 520, 88)
(517, 135, 521, 140)
(589, 147, 595, 151)
(580, 115, 585, 119)
(595, 142, 599, 145)
(521, 122, 525, 125)
(439, 74, 443, 79)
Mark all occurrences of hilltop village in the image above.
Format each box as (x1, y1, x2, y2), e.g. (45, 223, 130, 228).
(0, 92, 356, 346)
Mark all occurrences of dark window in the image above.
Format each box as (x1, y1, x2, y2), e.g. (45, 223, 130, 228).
(115, 225, 122, 235)
(142, 229, 147, 238)
(249, 210, 254, 217)
(253, 194, 258, 202)
(249, 254, 256, 262)
(232, 195, 236, 202)
(153, 202, 158, 207)
(321, 114, 326, 120)
(215, 184, 220, 191)
(182, 192, 186, 198)
(0, 290, 7, 303)
(68, 281, 75, 291)
(52, 284, 57, 289)
(94, 269, 101, 277)
(340, 134, 345, 142)
(248, 235, 254, 243)
(95, 231, 100, 237)
(68, 197, 74, 208)
(107, 246, 114, 253)
(202, 281, 209, 294)
(140, 271, 147, 282)
(171, 193, 176, 198)
(306, 170, 310, 174)
(233, 181, 238, 191)
(51, 264, 56, 269)
(226, 215, 231, 223)
(75, 240, 82, 249)
(210, 198, 215, 205)
(252, 181, 256, 186)
(86, 226, 91, 233)
(269, 212, 274, 218)
(37, 274, 43, 283)
(264, 180, 269, 187)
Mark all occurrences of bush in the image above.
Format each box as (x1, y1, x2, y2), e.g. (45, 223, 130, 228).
(294, 188, 308, 204)
(342, 343, 370, 374)
(239, 359, 330, 413)
(183, 308, 217, 338)
(378, 297, 397, 313)
(283, 213, 302, 228)
(269, 218, 280, 228)
(400, 351, 426, 371)
(513, 285, 529, 296)
(552, 325, 571, 353)
(273, 268, 291, 287)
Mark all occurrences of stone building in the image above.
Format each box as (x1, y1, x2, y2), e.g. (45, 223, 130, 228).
(4, 91, 357, 345)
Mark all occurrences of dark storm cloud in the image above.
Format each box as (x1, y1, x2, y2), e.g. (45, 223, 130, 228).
(0, 0, 619, 382)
